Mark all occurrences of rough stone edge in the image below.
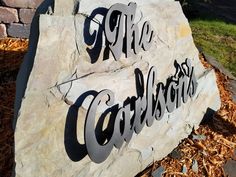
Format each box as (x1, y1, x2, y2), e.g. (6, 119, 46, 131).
(199, 50, 236, 103)
(12, 2, 54, 177)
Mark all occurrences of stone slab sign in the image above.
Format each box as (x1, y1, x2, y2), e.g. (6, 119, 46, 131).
(14, 0, 221, 176)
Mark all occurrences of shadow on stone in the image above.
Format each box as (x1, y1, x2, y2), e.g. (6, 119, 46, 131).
(12, 0, 54, 177)
(83, 7, 110, 64)
(64, 90, 120, 162)
(64, 91, 96, 161)
(13, 0, 54, 130)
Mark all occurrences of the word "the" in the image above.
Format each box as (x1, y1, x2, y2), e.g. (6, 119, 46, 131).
(104, 2, 154, 60)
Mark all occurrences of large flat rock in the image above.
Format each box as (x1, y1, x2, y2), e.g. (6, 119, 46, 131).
(14, 0, 221, 177)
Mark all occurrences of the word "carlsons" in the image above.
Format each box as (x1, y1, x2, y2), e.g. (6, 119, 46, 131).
(84, 59, 198, 163)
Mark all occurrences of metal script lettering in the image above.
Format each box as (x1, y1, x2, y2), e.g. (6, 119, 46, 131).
(82, 59, 198, 163)
(104, 2, 154, 60)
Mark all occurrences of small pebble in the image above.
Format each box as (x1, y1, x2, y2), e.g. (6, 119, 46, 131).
(152, 166, 165, 177)
(182, 164, 187, 174)
(192, 159, 198, 173)
(192, 134, 206, 140)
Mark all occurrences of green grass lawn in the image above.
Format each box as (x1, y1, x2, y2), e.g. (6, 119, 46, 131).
(190, 20, 236, 76)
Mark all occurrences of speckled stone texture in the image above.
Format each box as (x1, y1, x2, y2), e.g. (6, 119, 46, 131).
(0, 6, 19, 23)
(7, 23, 30, 38)
(19, 9, 36, 24)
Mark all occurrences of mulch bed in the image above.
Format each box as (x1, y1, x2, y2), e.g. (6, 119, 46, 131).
(0, 38, 28, 177)
(0, 38, 235, 177)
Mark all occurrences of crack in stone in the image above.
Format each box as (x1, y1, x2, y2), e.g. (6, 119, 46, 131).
(78, 12, 104, 28)
(63, 80, 73, 100)
(50, 59, 144, 90)
(155, 32, 170, 48)
(73, 15, 80, 55)
(198, 68, 212, 79)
